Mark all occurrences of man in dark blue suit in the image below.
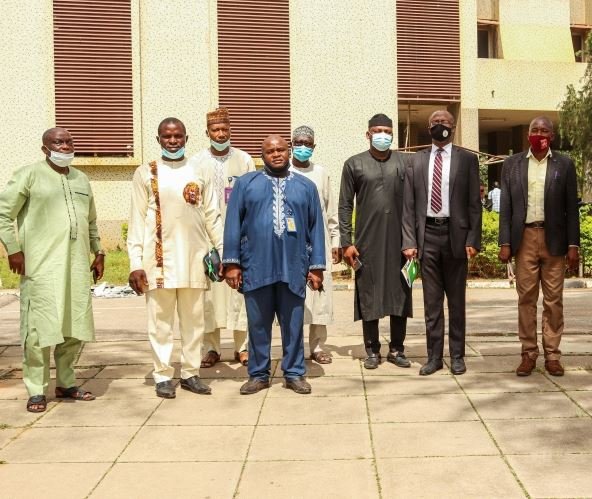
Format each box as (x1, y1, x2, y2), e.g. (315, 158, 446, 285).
(498, 116, 580, 377)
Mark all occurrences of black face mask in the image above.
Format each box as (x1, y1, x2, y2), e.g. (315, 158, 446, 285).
(429, 123, 452, 142)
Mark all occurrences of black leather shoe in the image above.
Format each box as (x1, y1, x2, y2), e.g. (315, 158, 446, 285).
(180, 375, 211, 395)
(450, 358, 466, 375)
(155, 380, 176, 398)
(419, 359, 444, 376)
(240, 378, 270, 395)
(387, 350, 411, 368)
(285, 377, 311, 394)
(363, 353, 381, 370)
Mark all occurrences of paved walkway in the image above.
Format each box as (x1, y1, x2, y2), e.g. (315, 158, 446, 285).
(0, 287, 592, 498)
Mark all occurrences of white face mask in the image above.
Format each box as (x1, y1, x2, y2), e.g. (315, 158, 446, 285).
(49, 150, 74, 168)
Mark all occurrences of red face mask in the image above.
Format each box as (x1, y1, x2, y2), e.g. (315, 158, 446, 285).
(528, 134, 551, 154)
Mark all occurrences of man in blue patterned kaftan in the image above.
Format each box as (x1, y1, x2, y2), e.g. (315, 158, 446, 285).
(223, 135, 325, 395)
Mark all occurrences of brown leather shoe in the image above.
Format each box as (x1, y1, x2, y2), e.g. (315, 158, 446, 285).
(545, 359, 564, 376)
(516, 353, 536, 376)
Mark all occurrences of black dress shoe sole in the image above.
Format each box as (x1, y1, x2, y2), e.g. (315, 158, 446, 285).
(156, 390, 176, 399)
(387, 356, 411, 368)
(419, 364, 443, 376)
(240, 382, 270, 395)
(450, 368, 467, 375)
(285, 382, 311, 394)
(180, 383, 211, 395)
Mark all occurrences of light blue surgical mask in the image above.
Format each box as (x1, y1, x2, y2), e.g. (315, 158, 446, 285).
(371, 132, 392, 151)
(210, 139, 230, 152)
(292, 145, 314, 162)
(162, 147, 185, 160)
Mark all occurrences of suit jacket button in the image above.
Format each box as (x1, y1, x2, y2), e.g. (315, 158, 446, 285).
(385, 209, 391, 214)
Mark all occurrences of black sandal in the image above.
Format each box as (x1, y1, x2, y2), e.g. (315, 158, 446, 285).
(55, 386, 96, 401)
(26, 395, 47, 413)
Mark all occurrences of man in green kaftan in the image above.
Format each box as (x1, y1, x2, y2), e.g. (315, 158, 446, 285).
(0, 128, 104, 412)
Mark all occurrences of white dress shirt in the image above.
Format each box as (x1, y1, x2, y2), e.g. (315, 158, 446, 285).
(426, 142, 452, 217)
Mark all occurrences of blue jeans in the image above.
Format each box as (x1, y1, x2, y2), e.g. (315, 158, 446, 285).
(244, 282, 306, 381)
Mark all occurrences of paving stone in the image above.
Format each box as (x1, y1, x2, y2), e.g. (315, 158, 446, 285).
(467, 342, 522, 356)
(362, 357, 438, 376)
(456, 372, 559, 393)
(549, 370, 592, 390)
(35, 399, 159, 427)
(488, 418, 592, 454)
(7, 367, 101, 380)
(463, 355, 524, 373)
(0, 463, 110, 499)
(0, 400, 56, 427)
(267, 375, 365, 397)
(377, 456, 525, 498)
(0, 428, 19, 449)
(364, 375, 462, 395)
(367, 394, 478, 423)
(566, 391, 592, 414)
(79, 378, 157, 399)
(275, 358, 362, 377)
(560, 355, 592, 370)
(469, 392, 585, 420)
(0, 426, 136, 463)
(507, 454, 592, 498)
(258, 396, 368, 425)
(119, 426, 251, 462)
(90, 462, 242, 499)
(248, 423, 372, 461)
(146, 396, 263, 426)
(94, 364, 155, 379)
(372, 421, 499, 458)
(237, 459, 379, 499)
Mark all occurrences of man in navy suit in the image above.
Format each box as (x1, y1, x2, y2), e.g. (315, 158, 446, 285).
(402, 110, 482, 376)
(498, 116, 580, 377)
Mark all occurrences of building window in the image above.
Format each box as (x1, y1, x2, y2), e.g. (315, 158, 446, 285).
(571, 28, 591, 62)
(217, 0, 291, 156)
(477, 23, 499, 58)
(52, 0, 134, 157)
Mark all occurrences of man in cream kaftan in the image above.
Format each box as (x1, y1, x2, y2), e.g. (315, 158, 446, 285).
(0, 128, 103, 412)
(128, 118, 223, 398)
(290, 126, 341, 364)
(192, 108, 255, 367)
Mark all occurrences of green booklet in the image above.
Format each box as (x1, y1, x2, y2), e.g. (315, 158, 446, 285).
(401, 258, 419, 287)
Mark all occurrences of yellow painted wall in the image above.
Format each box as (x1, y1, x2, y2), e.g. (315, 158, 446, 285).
(0, 1, 55, 187)
(290, 0, 398, 193)
(477, 59, 586, 109)
(460, 0, 480, 150)
(499, 0, 574, 62)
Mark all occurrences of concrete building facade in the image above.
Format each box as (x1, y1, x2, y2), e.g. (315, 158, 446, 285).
(0, 0, 589, 247)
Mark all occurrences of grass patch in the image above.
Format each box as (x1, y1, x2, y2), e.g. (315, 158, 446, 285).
(0, 250, 130, 289)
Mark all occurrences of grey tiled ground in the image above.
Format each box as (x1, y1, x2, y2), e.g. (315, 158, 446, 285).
(0, 288, 591, 498)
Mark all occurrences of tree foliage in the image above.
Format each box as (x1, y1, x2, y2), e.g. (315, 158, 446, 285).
(559, 32, 592, 201)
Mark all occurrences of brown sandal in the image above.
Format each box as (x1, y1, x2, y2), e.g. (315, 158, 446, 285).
(311, 351, 333, 364)
(234, 350, 249, 366)
(27, 395, 47, 413)
(200, 350, 221, 368)
(55, 386, 96, 401)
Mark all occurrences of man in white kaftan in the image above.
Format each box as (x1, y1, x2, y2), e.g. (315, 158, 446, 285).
(290, 126, 341, 364)
(0, 128, 103, 412)
(192, 108, 255, 368)
(128, 118, 223, 398)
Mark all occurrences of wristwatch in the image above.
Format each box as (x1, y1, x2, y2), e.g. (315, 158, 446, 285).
(95, 250, 106, 256)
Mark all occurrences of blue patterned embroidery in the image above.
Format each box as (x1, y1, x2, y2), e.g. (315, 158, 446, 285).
(223, 257, 240, 264)
(309, 264, 325, 270)
(264, 171, 293, 237)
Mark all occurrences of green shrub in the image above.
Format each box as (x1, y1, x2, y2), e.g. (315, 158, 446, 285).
(468, 210, 506, 278)
(121, 222, 128, 243)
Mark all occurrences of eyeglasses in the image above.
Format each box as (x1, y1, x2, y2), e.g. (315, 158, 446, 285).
(430, 120, 452, 126)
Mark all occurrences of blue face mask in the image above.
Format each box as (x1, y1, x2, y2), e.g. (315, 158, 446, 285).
(161, 147, 185, 160)
(292, 145, 314, 162)
(371, 132, 392, 152)
(210, 139, 230, 152)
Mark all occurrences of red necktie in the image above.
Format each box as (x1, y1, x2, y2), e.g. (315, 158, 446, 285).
(430, 148, 444, 213)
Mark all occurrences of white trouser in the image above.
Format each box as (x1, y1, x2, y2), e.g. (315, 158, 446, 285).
(146, 288, 205, 383)
(309, 324, 327, 354)
(202, 328, 248, 354)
